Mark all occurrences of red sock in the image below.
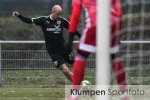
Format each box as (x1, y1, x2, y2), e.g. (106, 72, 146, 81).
(72, 54, 86, 89)
(112, 58, 127, 91)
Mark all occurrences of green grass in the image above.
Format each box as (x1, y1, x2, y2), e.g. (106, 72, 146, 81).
(1, 69, 150, 100)
(0, 88, 64, 100)
(2, 68, 95, 87)
(0, 68, 95, 99)
(1, 87, 150, 100)
(2, 69, 150, 87)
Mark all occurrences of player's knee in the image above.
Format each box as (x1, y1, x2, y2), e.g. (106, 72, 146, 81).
(113, 57, 121, 63)
(60, 65, 70, 74)
(62, 68, 70, 75)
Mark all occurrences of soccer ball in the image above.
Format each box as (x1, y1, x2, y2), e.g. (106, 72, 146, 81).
(80, 80, 91, 91)
(81, 80, 91, 86)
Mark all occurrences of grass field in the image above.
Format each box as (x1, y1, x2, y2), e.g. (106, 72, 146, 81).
(0, 68, 95, 100)
(2, 69, 150, 87)
(1, 69, 150, 100)
(2, 68, 95, 87)
(1, 86, 150, 100)
(0, 88, 64, 100)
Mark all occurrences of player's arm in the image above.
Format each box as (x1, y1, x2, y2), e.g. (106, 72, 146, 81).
(69, 1, 82, 34)
(67, 0, 82, 52)
(12, 11, 44, 26)
(12, 11, 33, 24)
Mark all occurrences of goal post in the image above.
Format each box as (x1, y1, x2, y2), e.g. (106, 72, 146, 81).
(96, 0, 111, 100)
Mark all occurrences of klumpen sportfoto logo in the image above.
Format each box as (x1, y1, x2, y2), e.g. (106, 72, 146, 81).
(70, 88, 145, 97)
(65, 85, 149, 99)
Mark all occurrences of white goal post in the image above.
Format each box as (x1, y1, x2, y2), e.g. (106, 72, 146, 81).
(96, 0, 111, 100)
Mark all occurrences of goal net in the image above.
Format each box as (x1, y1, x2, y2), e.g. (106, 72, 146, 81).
(97, 0, 150, 86)
(119, 0, 150, 85)
(96, 0, 150, 99)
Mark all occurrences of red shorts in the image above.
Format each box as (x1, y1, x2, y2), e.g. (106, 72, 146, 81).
(78, 15, 122, 54)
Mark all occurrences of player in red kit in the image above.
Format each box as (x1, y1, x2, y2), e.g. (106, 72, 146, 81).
(66, 0, 129, 100)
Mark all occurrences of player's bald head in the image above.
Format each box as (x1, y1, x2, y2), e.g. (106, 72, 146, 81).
(51, 5, 62, 20)
(52, 5, 62, 14)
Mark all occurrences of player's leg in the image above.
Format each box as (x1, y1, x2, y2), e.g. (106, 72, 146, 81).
(66, 51, 89, 100)
(111, 54, 129, 100)
(66, 26, 96, 100)
(50, 54, 73, 82)
(72, 50, 89, 87)
(60, 45, 76, 82)
(111, 34, 127, 92)
(59, 64, 73, 82)
(72, 25, 96, 87)
(111, 37, 129, 100)
(111, 54, 127, 91)
(63, 47, 89, 91)
(111, 15, 129, 100)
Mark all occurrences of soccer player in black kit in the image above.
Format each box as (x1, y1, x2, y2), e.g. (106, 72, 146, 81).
(12, 5, 80, 82)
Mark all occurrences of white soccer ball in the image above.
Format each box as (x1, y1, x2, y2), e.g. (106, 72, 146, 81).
(81, 80, 91, 91)
(81, 80, 91, 86)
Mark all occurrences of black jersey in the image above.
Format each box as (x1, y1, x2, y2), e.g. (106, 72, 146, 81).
(32, 16, 69, 54)
(17, 14, 80, 55)
(18, 15, 71, 54)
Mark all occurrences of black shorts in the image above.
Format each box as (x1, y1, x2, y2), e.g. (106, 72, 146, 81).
(50, 51, 75, 68)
